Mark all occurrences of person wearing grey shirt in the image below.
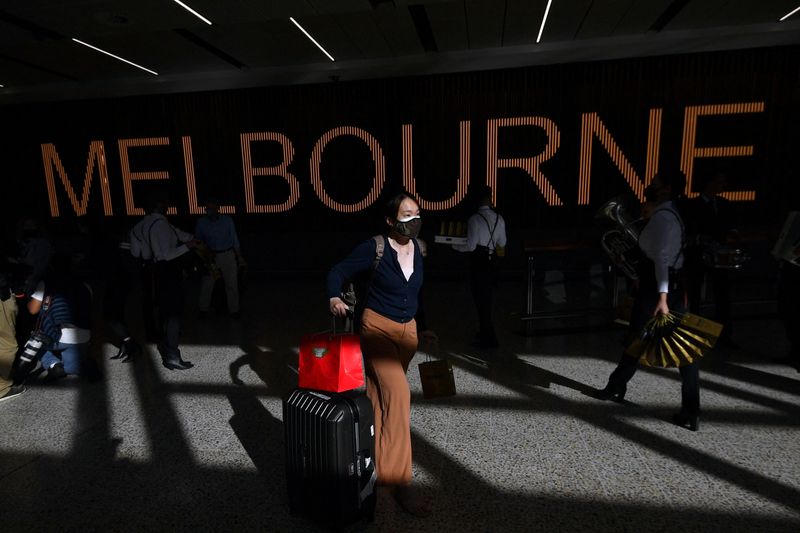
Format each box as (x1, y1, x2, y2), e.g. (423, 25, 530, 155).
(597, 171, 700, 431)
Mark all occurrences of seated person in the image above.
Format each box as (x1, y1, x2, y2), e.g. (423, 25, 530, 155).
(27, 257, 93, 381)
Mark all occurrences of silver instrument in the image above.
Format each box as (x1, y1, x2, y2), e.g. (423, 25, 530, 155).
(596, 198, 644, 280)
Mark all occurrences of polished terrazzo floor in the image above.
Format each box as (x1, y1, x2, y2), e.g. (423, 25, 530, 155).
(1, 276, 798, 532)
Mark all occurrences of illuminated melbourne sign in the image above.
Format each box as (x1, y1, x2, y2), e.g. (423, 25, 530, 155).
(41, 101, 764, 217)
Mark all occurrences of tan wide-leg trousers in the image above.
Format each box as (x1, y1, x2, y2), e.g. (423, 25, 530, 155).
(360, 308, 418, 486)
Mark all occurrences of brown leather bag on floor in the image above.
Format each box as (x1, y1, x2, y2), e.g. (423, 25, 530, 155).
(418, 355, 456, 399)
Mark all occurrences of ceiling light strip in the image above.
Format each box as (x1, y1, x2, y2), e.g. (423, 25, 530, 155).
(779, 6, 800, 21)
(289, 16, 335, 62)
(537, 0, 554, 43)
(72, 38, 158, 75)
(173, 0, 212, 25)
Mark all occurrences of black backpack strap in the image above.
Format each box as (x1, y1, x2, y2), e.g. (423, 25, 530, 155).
(415, 237, 427, 257)
(142, 217, 165, 262)
(478, 212, 499, 250)
(342, 236, 384, 312)
(342, 236, 385, 330)
(654, 205, 686, 268)
(372, 235, 384, 271)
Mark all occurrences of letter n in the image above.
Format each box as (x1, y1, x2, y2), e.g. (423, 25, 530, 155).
(577, 109, 662, 205)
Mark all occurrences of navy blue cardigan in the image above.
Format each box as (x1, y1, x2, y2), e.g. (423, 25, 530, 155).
(327, 236, 426, 327)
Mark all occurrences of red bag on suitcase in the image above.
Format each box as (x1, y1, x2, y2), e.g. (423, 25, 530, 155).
(298, 329, 366, 393)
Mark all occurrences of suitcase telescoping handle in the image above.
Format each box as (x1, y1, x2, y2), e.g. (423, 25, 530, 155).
(333, 283, 357, 336)
(332, 307, 355, 336)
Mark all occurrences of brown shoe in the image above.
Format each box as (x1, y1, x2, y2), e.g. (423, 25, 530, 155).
(393, 485, 432, 517)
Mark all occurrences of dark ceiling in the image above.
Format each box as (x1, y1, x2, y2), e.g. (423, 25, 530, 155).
(1, 0, 799, 102)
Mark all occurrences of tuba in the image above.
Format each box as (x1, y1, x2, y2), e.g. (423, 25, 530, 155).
(596, 198, 644, 280)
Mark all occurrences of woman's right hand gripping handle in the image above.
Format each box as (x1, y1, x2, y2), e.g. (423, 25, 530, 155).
(329, 296, 350, 318)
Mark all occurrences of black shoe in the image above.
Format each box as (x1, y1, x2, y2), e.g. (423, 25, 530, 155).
(596, 382, 627, 402)
(43, 363, 67, 383)
(111, 339, 140, 361)
(198, 310, 209, 319)
(162, 359, 192, 371)
(673, 411, 699, 431)
(158, 344, 192, 370)
(0, 384, 26, 403)
(110, 344, 125, 360)
(229, 311, 241, 320)
(120, 339, 141, 363)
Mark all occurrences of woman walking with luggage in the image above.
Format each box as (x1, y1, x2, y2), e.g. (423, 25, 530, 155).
(327, 192, 436, 517)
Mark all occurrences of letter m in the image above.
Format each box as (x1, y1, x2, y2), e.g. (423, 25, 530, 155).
(41, 141, 113, 216)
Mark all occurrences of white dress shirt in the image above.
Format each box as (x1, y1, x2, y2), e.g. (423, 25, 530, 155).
(454, 206, 508, 254)
(130, 213, 193, 263)
(638, 201, 684, 293)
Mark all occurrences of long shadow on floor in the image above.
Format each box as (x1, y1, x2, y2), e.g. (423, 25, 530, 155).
(227, 344, 293, 479)
(5, 323, 799, 532)
(441, 349, 800, 517)
(408, 428, 799, 532)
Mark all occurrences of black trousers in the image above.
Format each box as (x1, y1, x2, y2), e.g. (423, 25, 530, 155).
(154, 260, 185, 357)
(469, 250, 496, 343)
(104, 257, 137, 342)
(686, 256, 732, 339)
(140, 263, 159, 341)
(608, 267, 700, 415)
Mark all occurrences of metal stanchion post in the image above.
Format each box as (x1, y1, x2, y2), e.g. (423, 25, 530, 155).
(611, 265, 619, 310)
(526, 254, 535, 335)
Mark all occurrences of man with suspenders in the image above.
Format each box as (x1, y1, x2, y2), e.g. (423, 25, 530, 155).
(454, 186, 507, 349)
(130, 194, 200, 370)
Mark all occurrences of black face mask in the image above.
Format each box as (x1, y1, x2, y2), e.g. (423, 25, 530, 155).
(644, 185, 661, 202)
(393, 215, 422, 239)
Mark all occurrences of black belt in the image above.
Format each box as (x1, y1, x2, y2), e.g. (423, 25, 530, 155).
(212, 248, 234, 253)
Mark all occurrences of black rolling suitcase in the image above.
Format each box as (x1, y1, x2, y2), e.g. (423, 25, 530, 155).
(283, 388, 377, 526)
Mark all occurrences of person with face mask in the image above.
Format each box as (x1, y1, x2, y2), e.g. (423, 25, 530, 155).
(596, 171, 701, 432)
(194, 197, 244, 319)
(327, 192, 437, 517)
